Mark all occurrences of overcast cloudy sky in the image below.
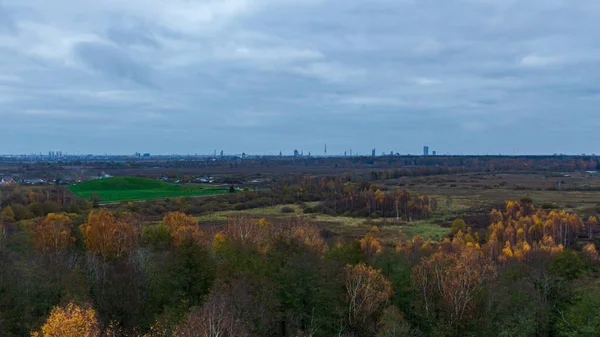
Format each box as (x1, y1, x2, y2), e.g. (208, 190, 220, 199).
(1, 0, 599, 155)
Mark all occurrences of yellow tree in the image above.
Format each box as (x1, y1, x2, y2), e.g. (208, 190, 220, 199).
(0, 205, 15, 222)
(80, 209, 139, 260)
(31, 302, 99, 337)
(345, 263, 393, 331)
(286, 217, 327, 254)
(34, 213, 74, 254)
(587, 216, 597, 239)
(360, 226, 383, 260)
(163, 211, 203, 246)
(583, 243, 599, 262)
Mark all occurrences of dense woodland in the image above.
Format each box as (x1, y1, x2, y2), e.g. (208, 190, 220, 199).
(1, 169, 600, 336)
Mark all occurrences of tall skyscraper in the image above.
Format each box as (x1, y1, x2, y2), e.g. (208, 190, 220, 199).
(423, 146, 429, 156)
(372, 148, 376, 157)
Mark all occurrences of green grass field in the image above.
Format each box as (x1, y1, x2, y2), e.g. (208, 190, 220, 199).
(69, 176, 228, 203)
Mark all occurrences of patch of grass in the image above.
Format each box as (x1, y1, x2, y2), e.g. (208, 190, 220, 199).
(397, 220, 450, 241)
(196, 202, 449, 243)
(196, 204, 302, 221)
(69, 176, 227, 203)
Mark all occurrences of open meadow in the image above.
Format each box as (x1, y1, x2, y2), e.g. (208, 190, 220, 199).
(68, 176, 228, 203)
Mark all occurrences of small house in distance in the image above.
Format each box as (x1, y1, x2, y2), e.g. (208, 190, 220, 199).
(0, 177, 15, 185)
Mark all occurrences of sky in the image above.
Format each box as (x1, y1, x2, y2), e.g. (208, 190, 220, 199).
(1, 0, 599, 155)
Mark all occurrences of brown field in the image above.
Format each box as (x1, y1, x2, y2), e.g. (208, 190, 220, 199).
(193, 172, 600, 244)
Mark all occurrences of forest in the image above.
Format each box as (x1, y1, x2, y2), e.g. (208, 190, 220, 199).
(1, 165, 599, 337)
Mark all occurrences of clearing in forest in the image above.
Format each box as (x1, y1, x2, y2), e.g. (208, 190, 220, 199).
(69, 176, 227, 203)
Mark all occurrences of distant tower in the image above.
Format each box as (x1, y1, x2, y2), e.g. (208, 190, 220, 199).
(220, 150, 224, 158)
(432, 150, 436, 156)
(372, 148, 376, 157)
(294, 149, 299, 157)
(279, 151, 282, 157)
(344, 151, 347, 157)
(325, 143, 327, 155)
(423, 146, 429, 156)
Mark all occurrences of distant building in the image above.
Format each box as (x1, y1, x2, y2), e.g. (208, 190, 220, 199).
(294, 149, 300, 157)
(432, 151, 437, 156)
(0, 177, 15, 185)
(143, 153, 150, 158)
(423, 146, 429, 156)
(372, 148, 376, 157)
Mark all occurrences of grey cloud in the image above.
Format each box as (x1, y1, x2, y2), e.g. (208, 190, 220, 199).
(0, 4, 17, 34)
(1, 0, 600, 154)
(107, 27, 160, 48)
(73, 41, 154, 86)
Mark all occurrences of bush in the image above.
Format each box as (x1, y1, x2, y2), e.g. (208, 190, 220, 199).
(280, 206, 295, 214)
(303, 207, 315, 214)
(451, 218, 467, 235)
(541, 202, 559, 210)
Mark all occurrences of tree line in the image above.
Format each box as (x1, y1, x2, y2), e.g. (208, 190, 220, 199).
(1, 197, 599, 336)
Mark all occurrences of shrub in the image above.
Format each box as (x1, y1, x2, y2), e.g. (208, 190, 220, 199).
(281, 206, 295, 214)
(303, 207, 315, 214)
(541, 202, 559, 210)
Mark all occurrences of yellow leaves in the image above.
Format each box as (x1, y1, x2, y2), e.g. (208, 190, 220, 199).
(163, 211, 204, 247)
(34, 213, 74, 254)
(257, 218, 272, 228)
(80, 209, 140, 260)
(31, 302, 99, 337)
(490, 209, 503, 224)
(516, 228, 525, 243)
(287, 218, 327, 254)
(0, 205, 15, 222)
(583, 243, 599, 261)
(212, 232, 227, 250)
(360, 227, 382, 260)
(499, 241, 513, 263)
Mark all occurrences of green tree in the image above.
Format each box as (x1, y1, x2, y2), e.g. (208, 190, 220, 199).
(450, 218, 466, 235)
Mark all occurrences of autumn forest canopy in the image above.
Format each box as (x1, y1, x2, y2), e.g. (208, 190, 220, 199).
(1, 156, 600, 336)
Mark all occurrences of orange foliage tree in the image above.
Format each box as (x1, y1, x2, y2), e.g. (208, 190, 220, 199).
(80, 209, 140, 260)
(285, 217, 327, 254)
(587, 216, 597, 239)
(31, 302, 99, 337)
(484, 200, 586, 263)
(34, 213, 74, 254)
(163, 211, 204, 246)
(360, 226, 383, 260)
